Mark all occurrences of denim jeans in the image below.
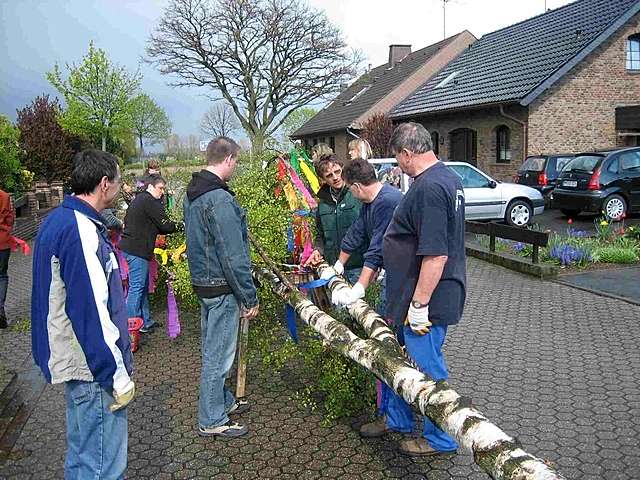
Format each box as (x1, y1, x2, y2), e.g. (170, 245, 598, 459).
(383, 325, 458, 452)
(123, 253, 153, 329)
(0, 248, 9, 313)
(198, 294, 239, 428)
(64, 380, 128, 480)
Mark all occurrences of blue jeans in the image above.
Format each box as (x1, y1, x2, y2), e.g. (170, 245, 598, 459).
(0, 248, 9, 313)
(64, 380, 128, 480)
(123, 253, 153, 329)
(381, 325, 458, 452)
(198, 294, 239, 428)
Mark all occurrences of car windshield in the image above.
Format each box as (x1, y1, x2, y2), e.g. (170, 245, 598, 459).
(519, 157, 545, 172)
(562, 155, 603, 173)
(448, 165, 490, 188)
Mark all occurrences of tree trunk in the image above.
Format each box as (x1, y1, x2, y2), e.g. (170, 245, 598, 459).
(139, 135, 144, 169)
(251, 261, 565, 480)
(249, 132, 265, 159)
(101, 135, 106, 152)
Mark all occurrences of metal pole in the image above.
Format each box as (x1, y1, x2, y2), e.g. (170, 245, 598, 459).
(443, 0, 446, 38)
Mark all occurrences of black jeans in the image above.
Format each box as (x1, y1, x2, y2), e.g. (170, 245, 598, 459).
(0, 248, 9, 313)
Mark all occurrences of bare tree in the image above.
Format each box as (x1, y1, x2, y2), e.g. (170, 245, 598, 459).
(201, 103, 240, 138)
(147, 0, 361, 153)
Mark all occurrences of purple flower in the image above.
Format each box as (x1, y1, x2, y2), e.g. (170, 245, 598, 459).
(550, 244, 591, 266)
(513, 242, 526, 252)
(567, 228, 589, 238)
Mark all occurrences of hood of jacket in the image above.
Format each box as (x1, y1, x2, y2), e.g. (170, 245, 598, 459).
(186, 170, 234, 202)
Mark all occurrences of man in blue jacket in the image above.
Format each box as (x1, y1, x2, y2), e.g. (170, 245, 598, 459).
(330, 158, 402, 309)
(183, 137, 259, 438)
(31, 149, 134, 479)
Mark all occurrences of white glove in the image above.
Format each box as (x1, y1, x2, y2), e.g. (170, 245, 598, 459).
(332, 260, 345, 276)
(109, 380, 136, 412)
(376, 269, 386, 283)
(331, 282, 365, 307)
(320, 266, 336, 281)
(405, 303, 432, 335)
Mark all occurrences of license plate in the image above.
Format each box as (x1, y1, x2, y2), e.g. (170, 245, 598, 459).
(563, 180, 577, 187)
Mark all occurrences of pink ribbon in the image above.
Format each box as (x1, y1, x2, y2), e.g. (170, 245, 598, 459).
(166, 277, 181, 338)
(8, 236, 30, 255)
(286, 163, 317, 209)
(148, 257, 158, 294)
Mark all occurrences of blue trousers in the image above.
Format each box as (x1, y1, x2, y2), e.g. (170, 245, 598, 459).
(198, 294, 239, 428)
(123, 253, 153, 329)
(64, 380, 128, 480)
(380, 325, 458, 452)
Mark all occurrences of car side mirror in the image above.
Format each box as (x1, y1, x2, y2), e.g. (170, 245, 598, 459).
(488, 180, 497, 189)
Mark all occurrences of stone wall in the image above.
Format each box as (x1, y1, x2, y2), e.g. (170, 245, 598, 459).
(412, 105, 528, 181)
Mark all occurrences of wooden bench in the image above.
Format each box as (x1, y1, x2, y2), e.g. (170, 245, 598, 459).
(466, 221, 550, 264)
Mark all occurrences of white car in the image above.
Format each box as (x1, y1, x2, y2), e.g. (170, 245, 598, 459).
(369, 159, 544, 227)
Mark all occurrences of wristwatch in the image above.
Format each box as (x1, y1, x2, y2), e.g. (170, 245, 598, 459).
(411, 300, 428, 309)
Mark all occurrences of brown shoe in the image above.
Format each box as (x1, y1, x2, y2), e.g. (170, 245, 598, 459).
(359, 417, 390, 438)
(398, 437, 457, 456)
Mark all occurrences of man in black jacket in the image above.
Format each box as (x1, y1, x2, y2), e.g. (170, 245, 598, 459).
(120, 176, 176, 332)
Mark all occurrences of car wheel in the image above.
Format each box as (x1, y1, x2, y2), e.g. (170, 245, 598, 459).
(505, 200, 532, 227)
(560, 209, 581, 218)
(603, 194, 627, 221)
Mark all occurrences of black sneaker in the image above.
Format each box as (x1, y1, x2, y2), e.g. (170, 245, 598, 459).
(198, 422, 248, 437)
(227, 399, 250, 415)
(139, 322, 158, 333)
(0, 312, 7, 329)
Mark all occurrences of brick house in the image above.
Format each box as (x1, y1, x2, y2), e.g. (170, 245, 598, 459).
(291, 31, 476, 159)
(390, 0, 640, 180)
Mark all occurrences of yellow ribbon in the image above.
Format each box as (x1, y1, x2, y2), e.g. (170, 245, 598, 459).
(300, 161, 320, 194)
(153, 248, 168, 266)
(171, 243, 187, 263)
(283, 182, 299, 210)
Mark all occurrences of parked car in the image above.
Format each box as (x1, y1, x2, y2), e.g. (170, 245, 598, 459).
(446, 162, 544, 227)
(368, 159, 544, 226)
(551, 147, 640, 220)
(513, 154, 575, 202)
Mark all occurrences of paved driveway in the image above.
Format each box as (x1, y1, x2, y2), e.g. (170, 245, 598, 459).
(1, 256, 640, 479)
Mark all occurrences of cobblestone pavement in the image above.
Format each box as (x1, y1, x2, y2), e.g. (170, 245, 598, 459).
(1, 253, 639, 479)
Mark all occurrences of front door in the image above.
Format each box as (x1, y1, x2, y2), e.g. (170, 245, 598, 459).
(450, 129, 477, 166)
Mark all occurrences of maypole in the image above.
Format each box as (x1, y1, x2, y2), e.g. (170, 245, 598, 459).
(249, 234, 565, 480)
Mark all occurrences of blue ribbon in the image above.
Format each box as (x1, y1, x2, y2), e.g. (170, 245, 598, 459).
(284, 275, 334, 342)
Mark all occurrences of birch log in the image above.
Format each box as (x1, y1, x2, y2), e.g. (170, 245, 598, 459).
(252, 264, 564, 480)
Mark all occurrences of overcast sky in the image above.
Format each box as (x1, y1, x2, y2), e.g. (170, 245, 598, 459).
(0, 0, 574, 139)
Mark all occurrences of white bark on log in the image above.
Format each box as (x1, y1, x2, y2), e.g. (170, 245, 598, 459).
(252, 264, 565, 480)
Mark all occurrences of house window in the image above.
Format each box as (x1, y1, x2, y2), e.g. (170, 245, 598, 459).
(430, 131, 440, 156)
(627, 34, 640, 70)
(496, 126, 511, 163)
(329, 136, 335, 152)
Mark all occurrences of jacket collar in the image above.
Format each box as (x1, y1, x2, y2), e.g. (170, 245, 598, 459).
(317, 184, 348, 204)
(62, 195, 106, 226)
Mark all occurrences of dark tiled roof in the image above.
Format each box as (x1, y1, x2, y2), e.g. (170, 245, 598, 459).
(292, 34, 466, 137)
(392, 0, 640, 118)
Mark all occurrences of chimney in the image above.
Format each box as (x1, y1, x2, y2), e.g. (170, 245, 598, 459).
(388, 44, 411, 68)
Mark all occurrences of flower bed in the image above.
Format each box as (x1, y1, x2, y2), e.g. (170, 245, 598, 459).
(476, 217, 640, 269)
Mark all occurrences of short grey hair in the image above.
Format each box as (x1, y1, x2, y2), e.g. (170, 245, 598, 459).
(388, 122, 433, 155)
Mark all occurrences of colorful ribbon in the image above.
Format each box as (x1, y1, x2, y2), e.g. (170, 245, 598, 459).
(8, 236, 30, 255)
(300, 160, 320, 194)
(166, 276, 181, 339)
(284, 276, 332, 342)
(153, 247, 169, 266)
